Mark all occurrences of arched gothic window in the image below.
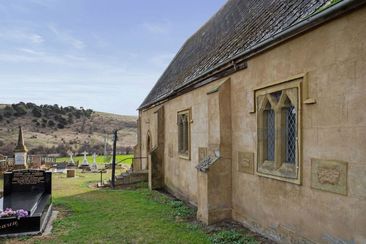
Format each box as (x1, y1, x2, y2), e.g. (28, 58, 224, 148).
(256, 85, 300, 183)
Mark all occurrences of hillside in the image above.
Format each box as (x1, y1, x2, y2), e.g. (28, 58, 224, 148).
(0, 102, 137, 156)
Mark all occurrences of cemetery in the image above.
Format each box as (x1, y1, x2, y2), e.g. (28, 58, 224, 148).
(0, 126, 260, 243)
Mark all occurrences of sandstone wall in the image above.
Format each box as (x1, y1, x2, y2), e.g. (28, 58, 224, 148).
(139, 6, 366, 243)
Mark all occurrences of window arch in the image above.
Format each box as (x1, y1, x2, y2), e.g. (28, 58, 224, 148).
(256, 85, 300, 183)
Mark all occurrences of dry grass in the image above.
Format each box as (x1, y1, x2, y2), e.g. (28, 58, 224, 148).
(0, 111, 137, 151)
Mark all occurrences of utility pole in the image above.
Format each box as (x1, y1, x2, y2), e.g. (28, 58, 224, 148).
(111, 129, 118, 188)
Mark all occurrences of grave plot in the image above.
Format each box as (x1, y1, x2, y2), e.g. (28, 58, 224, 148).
(0, 169, 52, 236)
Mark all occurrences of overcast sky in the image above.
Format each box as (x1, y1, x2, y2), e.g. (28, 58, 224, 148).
(0, 0, 225, 115)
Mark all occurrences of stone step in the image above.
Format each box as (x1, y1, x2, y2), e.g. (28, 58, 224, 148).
(115, 171, 148, 185)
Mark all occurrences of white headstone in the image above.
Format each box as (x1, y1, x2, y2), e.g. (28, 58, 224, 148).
(67, 151, 75, 165)
(80, 151, 89, 166)
(90, 153, 98, 171)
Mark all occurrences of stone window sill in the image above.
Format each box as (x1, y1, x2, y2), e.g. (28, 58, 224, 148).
(179, 153, 190, 160)
(258, 161, 298, 181)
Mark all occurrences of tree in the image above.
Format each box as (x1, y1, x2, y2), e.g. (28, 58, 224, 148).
(47, 120, 55, 127)
(31, 107, 42, 117)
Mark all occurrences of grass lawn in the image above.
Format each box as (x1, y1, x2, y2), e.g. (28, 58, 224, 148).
(56, 154, 133, 165)
(1, 171, 261, 244)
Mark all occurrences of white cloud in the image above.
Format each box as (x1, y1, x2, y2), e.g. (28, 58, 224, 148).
(0, 30, 44, 44)
(142, 20, 171, 34)
(48, 24, 85, 49)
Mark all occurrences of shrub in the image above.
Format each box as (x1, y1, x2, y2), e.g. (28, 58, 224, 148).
(47, 120, 55, 127)
(12, 103, 27, 116)
(57, 123, 65, 129)
(3, 106, 14, 117)
(31, 107, 42, 118)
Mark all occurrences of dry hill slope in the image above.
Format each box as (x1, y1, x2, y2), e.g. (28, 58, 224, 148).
(0, 102, 137, 156)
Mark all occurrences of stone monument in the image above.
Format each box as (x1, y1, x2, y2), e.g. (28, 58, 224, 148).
(90, 153, 98, 171)
(0, 169, 52, 235)
(67, 151, 75, 167)
(14, 126, 27, 170)
(80, 151, 89, 166)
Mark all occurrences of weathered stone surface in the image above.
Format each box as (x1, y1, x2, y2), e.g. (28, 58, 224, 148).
(237, 151, 254, 175)
(311, 159, 347, 195)
(137, 6, 366, 243)
(168, 144, 173, 158)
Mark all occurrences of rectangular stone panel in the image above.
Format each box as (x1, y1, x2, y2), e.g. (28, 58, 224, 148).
(311, 159, 347, 195)
(238, 152, 254, 175)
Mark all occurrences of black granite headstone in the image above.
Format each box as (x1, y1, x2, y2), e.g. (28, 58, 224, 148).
(0, 169, 52, 235)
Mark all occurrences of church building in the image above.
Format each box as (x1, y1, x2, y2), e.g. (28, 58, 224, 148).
(134, 0, 366, 242)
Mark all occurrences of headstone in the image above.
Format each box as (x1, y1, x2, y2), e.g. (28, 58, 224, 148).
(0, 170, 52, 235)
(14, 126, 28, 169)
(66, 169, 75, 178)
(67, 151, 75, 167)
(80, 151, 89, 166)
(90, 153, 98, 172)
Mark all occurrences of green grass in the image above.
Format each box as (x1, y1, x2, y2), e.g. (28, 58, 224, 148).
(2, 171, 210, 243)
(0, 171, 259, 243)
(56, 154, 133, 165)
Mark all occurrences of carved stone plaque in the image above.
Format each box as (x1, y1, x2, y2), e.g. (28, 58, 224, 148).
(311, 159, 347, 195)
(238, 152, 254, 174)
(198, 147, 208, 162)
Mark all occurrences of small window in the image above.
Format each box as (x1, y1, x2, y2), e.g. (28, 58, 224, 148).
(256, 85, 300, 183)
(177, 109, 191, 159)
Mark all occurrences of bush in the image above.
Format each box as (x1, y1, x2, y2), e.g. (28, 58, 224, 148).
(31, 107, 42, 117)
(26, 102, 36, 108)
(12, 102, 27, 116)
(47, 120, 55, 127)
(3, 105, 14, 117)
(57, 123, 65, 129)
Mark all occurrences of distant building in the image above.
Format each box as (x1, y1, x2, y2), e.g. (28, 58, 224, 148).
(134, 0, 366, 243)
